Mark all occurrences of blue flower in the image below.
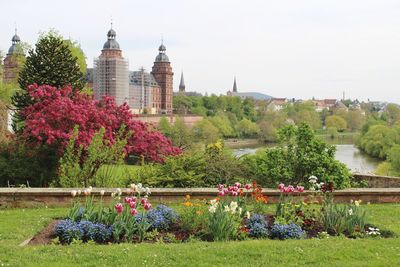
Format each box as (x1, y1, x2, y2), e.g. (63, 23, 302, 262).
(247, 214, 269, 238)
(270, 223, 304, 240)
(145, 205, 179, 231)
(55, 220, 113, 244)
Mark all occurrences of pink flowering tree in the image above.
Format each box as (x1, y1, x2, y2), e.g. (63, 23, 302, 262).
(21, 84, 181, 163)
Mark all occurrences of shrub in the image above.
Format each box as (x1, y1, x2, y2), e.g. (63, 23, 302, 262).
(125, 144, 248, 188)
(270, 223, 304, 240)
(247, 214, 269, 238)
(242, 123, 352, 189)
(146, 205, 179, 231)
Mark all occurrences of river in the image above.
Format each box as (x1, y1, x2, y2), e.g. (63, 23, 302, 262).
(232, 143, 382, 174)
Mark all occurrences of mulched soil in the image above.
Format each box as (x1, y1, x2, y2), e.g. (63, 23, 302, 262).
(28, 219, 61, 245)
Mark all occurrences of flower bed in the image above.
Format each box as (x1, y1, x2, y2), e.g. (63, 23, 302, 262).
(51, 178, 395, 245)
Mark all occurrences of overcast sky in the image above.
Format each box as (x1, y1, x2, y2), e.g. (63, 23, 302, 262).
(1, 0, 400, 102)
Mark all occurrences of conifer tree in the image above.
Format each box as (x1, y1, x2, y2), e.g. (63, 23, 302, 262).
(12, 32, 85, 130)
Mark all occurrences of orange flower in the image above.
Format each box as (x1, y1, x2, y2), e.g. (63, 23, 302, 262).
(183, 201, 193, 207)
(185, 194, 191, 200)
(239, 188, 244, 196)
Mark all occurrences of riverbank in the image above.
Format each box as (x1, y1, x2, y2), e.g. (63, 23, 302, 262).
(224, 138, 261, 149)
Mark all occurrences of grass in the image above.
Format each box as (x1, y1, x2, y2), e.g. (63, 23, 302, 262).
(0, 204, 400, 266)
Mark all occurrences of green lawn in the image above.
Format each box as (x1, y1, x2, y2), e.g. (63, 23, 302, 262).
(0, 205, 400, 267)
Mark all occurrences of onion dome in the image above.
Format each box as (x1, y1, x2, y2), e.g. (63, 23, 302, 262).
(155, 43, 169, 62)
(7, 32, 22, 55)
(103, 27, 120, 50)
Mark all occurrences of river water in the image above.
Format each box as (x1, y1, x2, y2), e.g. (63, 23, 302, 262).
(232, 144, 381, 174)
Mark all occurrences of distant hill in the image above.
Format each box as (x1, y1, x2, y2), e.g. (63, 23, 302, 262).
(235, 92, 273, 100)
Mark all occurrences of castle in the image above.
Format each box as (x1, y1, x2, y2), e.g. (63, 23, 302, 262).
(2, 30, 24, 84)
(2, 27, 183, 115)
(87, 26, 175, 114)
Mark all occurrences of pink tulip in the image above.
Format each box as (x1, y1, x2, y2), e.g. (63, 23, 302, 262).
(115, 203, 123, 214)
(130, 208, 138, 216)
(224, 189, 229, 195)
(129, 201, 137, 208)
(245, 184, 251, 190)
(144, 202, 152, 211)
(217, 184, 225, 191)
(141, 198, 147, 205)
(234, 182, 241, 188)
(124, 197, 131, 204)
(296, 186, 305, 193)
(231, 191, 238, 196)
(218, 191, 225, 197)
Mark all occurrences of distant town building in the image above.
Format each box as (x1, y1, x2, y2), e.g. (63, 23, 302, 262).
(267, 98, 287, 111)
(3, 30, 24, 83)
(151, 43, 174, 114)
(227, 77, 272, 100)
(93, 27, 129, 106)
(312, 99, 337, 112)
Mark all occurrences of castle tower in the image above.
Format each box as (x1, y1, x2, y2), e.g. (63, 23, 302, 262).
(3, 29, 24, 83)
(233, 76, 238, 93)
(93, 25, 129, 105)
(151, 43, 173, 114)
(179, 72, 185, 93)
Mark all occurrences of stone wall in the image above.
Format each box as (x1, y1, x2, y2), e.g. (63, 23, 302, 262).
(353, 173, 400, 188)
(134, 114, 203, 127)
(0, 187, 399, 208)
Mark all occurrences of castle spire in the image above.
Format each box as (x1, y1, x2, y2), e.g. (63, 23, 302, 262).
(233, 76, 237, 93)
(179, 72, 185, 92)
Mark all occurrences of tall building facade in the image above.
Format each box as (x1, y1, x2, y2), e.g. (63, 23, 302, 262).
(3, 31, 24, 83)
(128, 68, 161, 114)
(151, 44, 174, 114)
(93, 27, 129, 105)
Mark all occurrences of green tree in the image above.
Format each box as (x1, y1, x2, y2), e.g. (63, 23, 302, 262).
(209, 113, 235, 137)
(157, 116, 172, 137)
(258, 120, 277, 142)
(170, 116, 193, 149)
(64, 39, 87, 74)
(293, 110, 321, 130)
(385, 104, 400, 126)
(192, 119, 220, 144)
(346, 110, 365, 131)
(357, 125, 399, 159)
(12, 31, 85, 127)
(325, 115, 347, 132)
(173, 93, 192, 114)
(327, 127, 338, 139)
(237, 118, 259, 138)
(388, 144, 400, 175)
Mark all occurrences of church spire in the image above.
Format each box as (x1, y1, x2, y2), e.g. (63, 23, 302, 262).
(233, 76, 237, 93)
(179, 72, 185, 92)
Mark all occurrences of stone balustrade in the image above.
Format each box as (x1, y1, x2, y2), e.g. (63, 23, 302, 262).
(0, 187, 399, 208)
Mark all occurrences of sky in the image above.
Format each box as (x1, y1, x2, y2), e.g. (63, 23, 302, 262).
(1, 0, 400, 103)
